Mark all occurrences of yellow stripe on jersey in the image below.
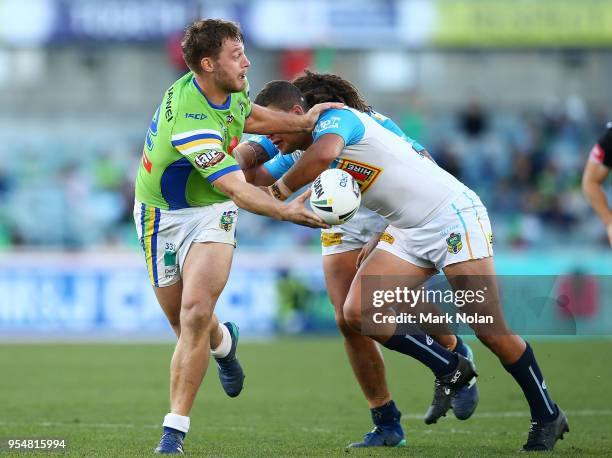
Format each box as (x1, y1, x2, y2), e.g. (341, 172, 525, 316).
(174, 138, 222, 155)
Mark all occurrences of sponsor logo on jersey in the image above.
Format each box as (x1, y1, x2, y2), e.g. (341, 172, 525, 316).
(226, 114, 235, 125)
(321, 232, 343, 247)
(379, 232, 394, 244)
(446, 232, 463, 254)
(335, 159, 382, 193)
(164, 87, 174, 122)
(142, 150, 152, 173)
(195, 150, 225, 168)
(219, 210, 238, 232)
(239, 101, 246, 115)
(426, 336, 433, 345)
(314, 117, 340, 133)
(184, 113, 208, 120)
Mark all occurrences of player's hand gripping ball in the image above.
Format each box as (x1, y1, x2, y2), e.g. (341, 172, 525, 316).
(309, 169, 361, 225)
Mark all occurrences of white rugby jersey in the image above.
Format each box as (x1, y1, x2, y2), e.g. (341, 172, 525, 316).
(313, 107, 469, 228)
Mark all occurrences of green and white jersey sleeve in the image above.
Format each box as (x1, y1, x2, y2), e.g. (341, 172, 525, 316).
(135, 72, 251, 210)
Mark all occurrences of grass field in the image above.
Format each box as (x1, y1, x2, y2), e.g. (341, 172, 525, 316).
(1, 338, 611, 456)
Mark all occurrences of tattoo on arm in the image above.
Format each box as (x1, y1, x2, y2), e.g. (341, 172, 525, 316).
(235, 142, 270, 169)
(269, 183, 284, 200)
(250, 142, 271, 166)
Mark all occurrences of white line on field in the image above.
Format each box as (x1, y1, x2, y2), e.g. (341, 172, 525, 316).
(0, 409, 609, 431)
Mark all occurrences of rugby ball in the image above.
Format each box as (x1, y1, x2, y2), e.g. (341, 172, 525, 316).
(310, 169, 361, 225)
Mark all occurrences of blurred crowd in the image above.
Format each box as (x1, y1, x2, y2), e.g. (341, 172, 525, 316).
(0, 99, 609, 250)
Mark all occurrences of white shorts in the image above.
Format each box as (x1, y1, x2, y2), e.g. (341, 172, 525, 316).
(133, 200, 238, 287)
(377, 190, 493, 270)
(321, 207, 388, 256)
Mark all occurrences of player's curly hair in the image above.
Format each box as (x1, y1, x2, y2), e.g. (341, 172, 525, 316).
(292, 70, 372, 113)
(182, 19, 243, 74)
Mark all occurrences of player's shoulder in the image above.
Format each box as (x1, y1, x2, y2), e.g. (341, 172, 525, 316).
(369, 110, 389, 123)
(170, 76, 222, 134)
(598, 121, 612, 145)
(590, 121, 612, 167)
(315, 107, 363, 131)
(597, 121, 612, 157)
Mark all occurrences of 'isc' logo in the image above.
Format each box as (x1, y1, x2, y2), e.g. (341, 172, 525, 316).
(185, 113, 208, 120)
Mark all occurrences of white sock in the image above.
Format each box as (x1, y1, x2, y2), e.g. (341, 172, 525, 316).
(210, 323, 232, 359)
(163, 413, 190, 433)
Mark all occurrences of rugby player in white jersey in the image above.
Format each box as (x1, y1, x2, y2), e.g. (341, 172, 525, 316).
(255, 72, 569, 452)
(234, 80, 479, 448)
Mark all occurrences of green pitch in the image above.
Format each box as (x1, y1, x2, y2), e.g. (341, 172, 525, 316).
(1, 338, 611, 456)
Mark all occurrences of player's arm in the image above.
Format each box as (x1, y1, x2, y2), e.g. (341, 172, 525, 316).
(244, 102, 343, 134)
(233, 140, 276, 185)
(582, 159, 611, 244)
(176, 130, 327, 228)
(212, 171, 327, 228)
(233, 141, 270, 170)
(582, 129, 612, 245)
(268, 134, 344, 201)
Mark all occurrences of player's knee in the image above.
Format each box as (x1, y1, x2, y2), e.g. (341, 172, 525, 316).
(180, 298, 214, 332)
(334, 310, 357, 337)
(343, 303, 362, 332)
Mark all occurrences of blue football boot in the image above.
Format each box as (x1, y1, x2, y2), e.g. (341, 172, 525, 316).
(346, 401, 406, 449)
(346, 425, 406, 449)
(215, 322, 245, 398)
(451, 343, 480, 420)
(154, 428, 185, 455)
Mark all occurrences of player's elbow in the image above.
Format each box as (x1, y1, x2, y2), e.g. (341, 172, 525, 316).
(581, 173, 596, 201)
(314, 149, 338, 168)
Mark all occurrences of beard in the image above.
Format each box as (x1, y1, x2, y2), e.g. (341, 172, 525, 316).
(214, 66, 245, 93)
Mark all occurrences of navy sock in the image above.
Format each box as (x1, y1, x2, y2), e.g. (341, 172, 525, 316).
(383, 333, 459, 377)
(371, 400, 401, 427)
(453, 336, 469, 358)
(163, 426, 186, 439)
(504, 343, 558, 422)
